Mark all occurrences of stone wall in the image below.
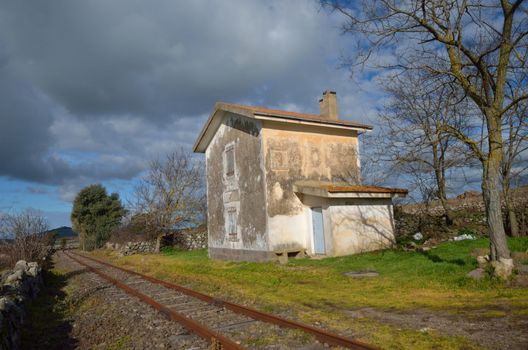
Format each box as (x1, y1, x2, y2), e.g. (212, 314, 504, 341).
(395, 190, 528, 238)
(105, 241, 156, 256)
(172, 227, 208, 250)
(105, 227, 207, 255)
(0, 260, 42, 350)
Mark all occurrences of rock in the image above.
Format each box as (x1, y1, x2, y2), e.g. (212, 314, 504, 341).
(467, 268, 486, 280)
(5, 270, 24, 284)
(0, 261, 42, 349)
(476, 255, 489, 268)
(404, 241, 417, 251)
(412, 232, 423, 241)
(14, 260, 28, 271)
(491, 258, 514, 280)
(343, 271, 379, 278)
(518, 265, 528, 274)
(453, 234, 476, 241)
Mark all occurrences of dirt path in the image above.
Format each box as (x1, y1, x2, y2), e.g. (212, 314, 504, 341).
(21, 252, 209, 349)
(346, 306, 528, 350)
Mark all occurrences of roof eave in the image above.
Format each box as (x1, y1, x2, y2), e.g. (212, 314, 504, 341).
(193, 103, 374, 153)
(293, 183, 408, 199)
(253, 113, 372, 132)
(192, 103, 225, 153)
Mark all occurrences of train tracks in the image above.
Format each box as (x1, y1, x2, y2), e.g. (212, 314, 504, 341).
(63, 250, 379, 350)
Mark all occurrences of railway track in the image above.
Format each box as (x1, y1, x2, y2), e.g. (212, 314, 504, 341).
(63, 250, 379, 350)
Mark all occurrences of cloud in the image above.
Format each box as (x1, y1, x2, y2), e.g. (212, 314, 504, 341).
(0, 0, 390, 211)
(0, 1, 350, 120)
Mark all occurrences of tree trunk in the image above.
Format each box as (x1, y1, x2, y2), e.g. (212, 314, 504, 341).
(436, 173, 453, 225)
(482, 157, 510, 261)
(155, 235, 162, 253)
(508, 208, 520, 237)
(503, 183, 520, 237)
(432, 143, 453, 225)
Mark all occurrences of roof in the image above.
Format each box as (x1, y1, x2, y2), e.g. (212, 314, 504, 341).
(193, 102, 373, 153)
(322, 184, 408, 194)
(293, 181, 408, 199)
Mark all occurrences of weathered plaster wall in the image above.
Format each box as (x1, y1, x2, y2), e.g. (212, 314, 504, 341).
(328, 198, 396, 256)
(261, 121, 360, 252)
(205, 113, 268, 260)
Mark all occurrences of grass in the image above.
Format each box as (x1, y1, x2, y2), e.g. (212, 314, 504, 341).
(90, 237, 528, 349)
(20, 268, 78, 349)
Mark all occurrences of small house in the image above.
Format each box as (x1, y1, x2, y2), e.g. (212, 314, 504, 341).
(193, 91, 407, 261)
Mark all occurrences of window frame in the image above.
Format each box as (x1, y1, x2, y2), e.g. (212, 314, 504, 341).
(224, 144, 235, 178)
(226, 207, 238, 240)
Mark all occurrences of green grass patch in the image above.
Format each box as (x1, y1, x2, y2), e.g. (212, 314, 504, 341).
(20, 268, 77, 349)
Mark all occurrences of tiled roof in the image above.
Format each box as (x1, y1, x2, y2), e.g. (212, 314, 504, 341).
(293, 181, 408, 197)
(193, 102, 372, 153)
(220, 103, 373, 130)
(321, 184, 408, 194)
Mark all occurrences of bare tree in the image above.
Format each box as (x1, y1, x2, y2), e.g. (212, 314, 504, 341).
(130, 149, 205, 251)
(0, 209, 54, 267)
(379, 72, 467, 224)
(325, 0, 528, 272)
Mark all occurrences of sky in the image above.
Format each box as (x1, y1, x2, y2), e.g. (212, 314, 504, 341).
(0, 1, 483, 228)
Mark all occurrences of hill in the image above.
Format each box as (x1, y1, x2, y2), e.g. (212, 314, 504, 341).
(48, 226, 78, 239)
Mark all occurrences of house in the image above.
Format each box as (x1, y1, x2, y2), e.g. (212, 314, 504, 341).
(193, 91, 407, 261)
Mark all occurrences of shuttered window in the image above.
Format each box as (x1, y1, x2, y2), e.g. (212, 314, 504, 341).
(227, 208, 237, 238)
(225, 146, 234, 176)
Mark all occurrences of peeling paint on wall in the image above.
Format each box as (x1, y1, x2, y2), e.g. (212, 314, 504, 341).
(262, 122, 360, 219)
(206, 113, 268, 258)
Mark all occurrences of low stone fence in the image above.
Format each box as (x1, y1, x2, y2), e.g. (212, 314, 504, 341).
(105, 241, 157, 256)
(0, 260, 43, 350)
(105, 226, 208, 255)
(172, 227, 207, 250)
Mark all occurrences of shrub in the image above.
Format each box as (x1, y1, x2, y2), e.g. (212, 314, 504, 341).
(0, 210, 55, 268)
(71, 184, 126, 251)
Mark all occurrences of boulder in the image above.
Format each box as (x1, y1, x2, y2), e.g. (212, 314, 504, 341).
(14, 261, 28, 272)
(491, 258, 514, 280)
(476, 255, 489, 268)
(467, 268, 485, 280)
(5, 270, 24, 285)
(412, 232, 423, 241)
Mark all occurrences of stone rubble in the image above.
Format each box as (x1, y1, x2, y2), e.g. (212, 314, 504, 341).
(0, 260, 42, 350)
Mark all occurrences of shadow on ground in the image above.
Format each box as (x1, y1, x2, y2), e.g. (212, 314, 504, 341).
(419, 250, 467, 266)
(20, 262, 89, 350)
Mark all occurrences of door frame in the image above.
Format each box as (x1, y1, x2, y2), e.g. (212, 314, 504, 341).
(310, 207, 326, 255)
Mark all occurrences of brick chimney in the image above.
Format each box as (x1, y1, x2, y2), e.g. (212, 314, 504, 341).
(319, 90, 338, 120)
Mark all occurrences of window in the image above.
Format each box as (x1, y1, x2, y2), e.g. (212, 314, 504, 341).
(227, 208, 238, 240)
(225, 146, 235, 176)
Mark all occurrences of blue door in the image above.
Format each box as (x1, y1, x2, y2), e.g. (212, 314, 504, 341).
(311, 208, 325, 254)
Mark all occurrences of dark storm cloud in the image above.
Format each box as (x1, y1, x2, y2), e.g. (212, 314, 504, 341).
(0, 54, 69, 183)
(0, 1, 377, 194)
(0, 1, 337, 121)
